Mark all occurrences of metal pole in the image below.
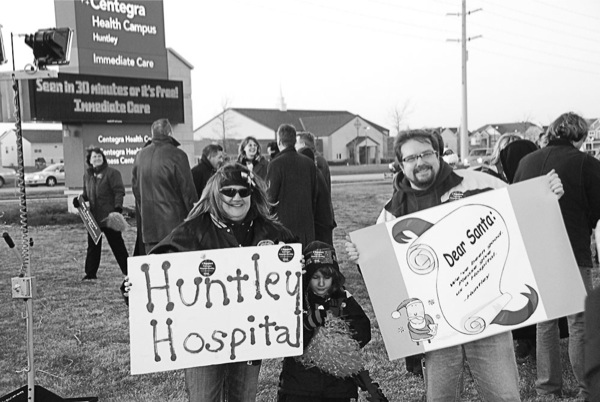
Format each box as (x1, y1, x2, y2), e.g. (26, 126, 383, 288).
(12, 73, 35, 402)
(354, 118, 361, 165)
(459, 0, 469, 163)
(10, 30, 35, 401)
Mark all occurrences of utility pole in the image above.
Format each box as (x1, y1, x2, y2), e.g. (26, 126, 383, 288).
(447, 0, 481, 163)
(354, 118, 361, 165)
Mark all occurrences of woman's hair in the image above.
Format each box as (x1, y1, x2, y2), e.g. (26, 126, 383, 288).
(238, 136, 261, 160)
(309, 265, 346, 296)
(186, 162, 276, 222)
(546, 112, 588, 142)
(489, 133, 522, 165)
(85, 147, 108, 169)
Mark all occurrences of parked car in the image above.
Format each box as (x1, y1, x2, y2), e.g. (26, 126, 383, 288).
(25, 163, 65, 187)
(463, 148, 492, 167)
(0, 166, 18, 188)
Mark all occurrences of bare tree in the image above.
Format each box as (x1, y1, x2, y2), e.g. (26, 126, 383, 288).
(388, 99, 413, 136)
(212, 97, 236, 153)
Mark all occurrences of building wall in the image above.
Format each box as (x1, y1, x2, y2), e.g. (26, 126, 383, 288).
(167, 50, 195, 168)
(194, 111, 277, 143)
(329, 118, 385, 163)
(584, 119, 600, 155)
(194, 111, 277, 158)
(440, 129, 458, 153)
(31, 143, 63, 165)
(1, 130, 35, 167)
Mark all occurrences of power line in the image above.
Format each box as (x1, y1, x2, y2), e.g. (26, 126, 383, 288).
(470, 20, 600, 60)
(487, 37, 600, 69)
(529, 0, 599, 22)
(480, 0, 600, 42)
(289, 0, 455, 37)
(470, 43, 600, 77)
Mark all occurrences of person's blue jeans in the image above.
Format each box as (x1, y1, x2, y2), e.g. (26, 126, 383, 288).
(536, 267, 593, 399)
(185, 361, 261, 402)
(426, 331, 520, 401)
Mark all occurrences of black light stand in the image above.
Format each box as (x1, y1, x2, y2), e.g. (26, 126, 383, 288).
(0, 26, 97, 402)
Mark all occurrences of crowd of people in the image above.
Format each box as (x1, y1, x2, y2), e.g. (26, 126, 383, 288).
(72, 113, 600, 401)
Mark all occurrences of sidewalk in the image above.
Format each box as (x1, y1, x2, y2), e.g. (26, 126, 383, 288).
(331, 172, 392, 183)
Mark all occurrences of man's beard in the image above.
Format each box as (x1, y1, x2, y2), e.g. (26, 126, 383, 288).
(410, 164, 436, 188)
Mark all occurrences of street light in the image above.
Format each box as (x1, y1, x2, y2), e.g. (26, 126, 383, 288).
(0, 26, 89, 402)
(24, 27, 73, 69)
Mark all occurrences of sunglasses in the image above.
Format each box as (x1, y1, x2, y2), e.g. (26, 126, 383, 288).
(219, 188, 252, 198)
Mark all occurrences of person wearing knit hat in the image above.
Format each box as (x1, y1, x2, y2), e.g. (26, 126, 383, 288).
(277, 241, 373, 401)
(131, 162, 297, 402)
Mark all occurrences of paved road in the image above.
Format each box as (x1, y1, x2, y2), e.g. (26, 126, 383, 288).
(332, 173, 390, 183)
(0, 173, 392, 207)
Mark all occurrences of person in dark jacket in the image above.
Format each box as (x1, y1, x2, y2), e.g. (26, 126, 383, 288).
(237, 136, 268, 181)
(267, 141, 280, 161)
(298, 147, 335, 246)
(514, 112, 600, 400)
(132, 118, 198, 253)
(267, 124, 321, 247)
(144, 163, 297, 402)
(76, 147, 128, 280)
(277, 241, 371, 402)
(191, 143, 224, 198)
(296, 131, 331, 193)
(585, 286, 600, 402)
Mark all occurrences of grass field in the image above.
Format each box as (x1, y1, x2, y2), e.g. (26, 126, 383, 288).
(0, 181, 596, 401)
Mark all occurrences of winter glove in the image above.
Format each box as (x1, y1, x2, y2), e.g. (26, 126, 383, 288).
(72, 197, 80, 208)
(120, 279, 129, 306)
(304, 308, 327, 329)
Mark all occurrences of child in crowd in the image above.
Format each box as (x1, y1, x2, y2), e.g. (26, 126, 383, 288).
(277, 241, 372, 402)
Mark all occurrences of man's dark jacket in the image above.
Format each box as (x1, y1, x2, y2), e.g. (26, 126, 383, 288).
(191, 155, 216, 198)
(266, 147, 319, 246)
(514, 139, 600, 267)
(132, 133, 198, 244)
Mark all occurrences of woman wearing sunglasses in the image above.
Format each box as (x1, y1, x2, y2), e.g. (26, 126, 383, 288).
(148, 162, 297, 401)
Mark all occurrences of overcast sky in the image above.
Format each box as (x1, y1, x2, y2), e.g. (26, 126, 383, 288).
(1, 0, 599, 134)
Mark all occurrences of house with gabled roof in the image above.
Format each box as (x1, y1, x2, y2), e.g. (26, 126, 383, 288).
(583, 118, 600, 155)
(439, 127, 460, 153)
(470, 122, 543, 149)
(0, 128, 63, 167)
(193, 107, 389, 164)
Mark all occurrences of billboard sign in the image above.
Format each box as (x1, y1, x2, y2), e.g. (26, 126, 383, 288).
(28, 73, 183, 124)
(57, 0, 168, 79)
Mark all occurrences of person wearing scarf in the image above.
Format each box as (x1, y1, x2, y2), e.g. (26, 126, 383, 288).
(237, 136, 268, 181)
(76, 147, 128, 280)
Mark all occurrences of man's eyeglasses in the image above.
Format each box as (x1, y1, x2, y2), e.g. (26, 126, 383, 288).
(402, 150, 438, 164)
(219, 188, 252, 198)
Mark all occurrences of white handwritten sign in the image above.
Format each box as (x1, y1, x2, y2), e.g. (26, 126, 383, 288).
(128, 244, 303, 375)
(351, 177, 587, 360)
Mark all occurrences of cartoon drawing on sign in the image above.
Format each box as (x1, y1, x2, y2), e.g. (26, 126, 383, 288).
(391, 204, 538, 336)
(391, 298, 438, 345)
